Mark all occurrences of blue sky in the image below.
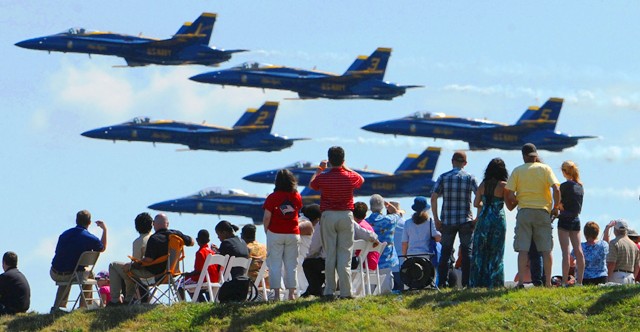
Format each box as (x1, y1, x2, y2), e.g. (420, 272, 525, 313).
(3, 1, 640, 313)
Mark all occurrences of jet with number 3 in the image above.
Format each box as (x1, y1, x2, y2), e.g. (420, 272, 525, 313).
(189, 47, 422, 100)
(243, 147, 441, 198)
(81, 101, 307, 152)
(15, 13, 246, 67)
(362, 98, 597, 151)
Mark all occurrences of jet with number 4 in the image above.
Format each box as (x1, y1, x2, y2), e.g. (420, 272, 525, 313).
(81, 101, 307, 152)
(244, 147, 441, 198)
(189, 47, 422, 100)
(15, 13, 246, 67)
(362, 98, 597, 151)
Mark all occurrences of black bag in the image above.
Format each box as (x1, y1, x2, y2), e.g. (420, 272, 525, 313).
(217, 277, 258, 303)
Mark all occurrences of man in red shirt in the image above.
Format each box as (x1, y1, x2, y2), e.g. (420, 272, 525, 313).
(310, 146, 364, 298)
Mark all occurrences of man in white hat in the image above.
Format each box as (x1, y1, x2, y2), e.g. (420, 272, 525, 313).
(606, 219, 640, 284)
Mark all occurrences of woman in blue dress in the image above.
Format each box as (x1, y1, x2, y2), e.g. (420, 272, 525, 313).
(470, 158, 512, 288)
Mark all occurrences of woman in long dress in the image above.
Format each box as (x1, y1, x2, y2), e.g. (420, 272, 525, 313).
(470, 158, 512, 288)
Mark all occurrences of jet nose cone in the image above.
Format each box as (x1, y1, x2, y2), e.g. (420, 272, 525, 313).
(361, 123, 381, 132)
(189, 72, 216, 83)
(81, 127, 110, 139)
(242, 171, 275, 183)
(148, 200, 175, 211)
(15, 37, 43, 50)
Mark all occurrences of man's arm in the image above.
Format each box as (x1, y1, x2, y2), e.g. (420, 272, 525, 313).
(603, 220, 615, 242)
(309, 160, 327, 190)
(95, 220, 107, 252)
(430, 193, 441, 230)
(353, 222, 378, 243)
(551, 184, 561, 217)
(504, 188, 518, 211)
(607, 262, 616, 281)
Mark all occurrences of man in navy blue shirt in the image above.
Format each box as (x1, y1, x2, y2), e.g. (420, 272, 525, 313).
(50, 210, 107, 312)
(0, 252, 30, 314)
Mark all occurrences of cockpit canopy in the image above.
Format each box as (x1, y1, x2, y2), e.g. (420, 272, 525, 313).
(411, 112, 446, 119)
(285, 161, 315, 169)
(64, 27, 88, 35)
(197, 187, 250, 197)
(128, 117, 151, 124)
(235, 62, 269, 70)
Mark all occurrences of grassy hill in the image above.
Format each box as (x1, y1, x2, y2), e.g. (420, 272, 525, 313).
(2, 285, 640, 331)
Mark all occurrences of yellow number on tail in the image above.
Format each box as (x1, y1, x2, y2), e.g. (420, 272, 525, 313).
(416, 157, 429, 169)
(254, 111, 270, 125)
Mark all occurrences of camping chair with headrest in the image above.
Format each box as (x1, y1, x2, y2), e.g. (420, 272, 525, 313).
(184, 253, 228, 303)
(399, 254, 436, 290)
(128, 234, 186, 305)
(350, 239, 370, 298)
(53, 251, 101, 310)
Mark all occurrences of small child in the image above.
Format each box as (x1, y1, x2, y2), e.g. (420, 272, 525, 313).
(95, 271, 111, 307)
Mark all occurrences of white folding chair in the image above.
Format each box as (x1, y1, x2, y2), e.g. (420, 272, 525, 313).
(185, 254, 228, 302)
(54, 251, 101, 310)
(365, 242, 387, 295)
(253, 259, 269, 302)
(224, 256, 252, 281)
(350, 240, 369, 297)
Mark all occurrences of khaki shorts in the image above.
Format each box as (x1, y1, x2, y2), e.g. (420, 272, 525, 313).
(513, 208, 553, 252)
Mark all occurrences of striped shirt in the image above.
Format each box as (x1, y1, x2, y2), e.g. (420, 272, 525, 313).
(431, 168, 478, 225)
(310, 167, 364, 211)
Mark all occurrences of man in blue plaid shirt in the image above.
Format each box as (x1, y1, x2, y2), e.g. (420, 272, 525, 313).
(431, 151, 478, 288)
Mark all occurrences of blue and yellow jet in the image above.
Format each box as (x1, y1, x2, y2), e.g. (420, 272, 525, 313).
(15, 13, 246, 67)
(362, 98, 597, 151)
(244, 147, 441, 198)
(81, 101, 307, 152)
(148, 187, 319, 224)
(148, 188, 266, 224)
(189, 47, 422, 100)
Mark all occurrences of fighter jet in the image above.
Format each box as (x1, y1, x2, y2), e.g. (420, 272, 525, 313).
(362, 98, 597, 151)
(15, 13, 246, 67)
(81, 101, 307, 152)
(244, 147, 441, 198)
(148, 187, 318, 225)
(148, 188, 266, 224)
(189, 47, 422, 100)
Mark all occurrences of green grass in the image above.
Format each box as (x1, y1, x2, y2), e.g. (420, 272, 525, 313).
(3, 286, 640, 331)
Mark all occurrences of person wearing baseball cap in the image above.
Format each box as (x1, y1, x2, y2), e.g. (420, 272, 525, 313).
(505, 143, 560, 288)
(606, 219, 640, 284)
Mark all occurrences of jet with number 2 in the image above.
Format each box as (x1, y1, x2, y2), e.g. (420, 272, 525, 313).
(244, 147, 441, 198)
(15, 13, 246, 67)
(362, 98, 597, 151)
(81, 101, 307, 152)
(189, 47, 422, 100)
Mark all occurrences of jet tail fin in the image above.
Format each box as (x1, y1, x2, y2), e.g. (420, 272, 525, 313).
(515, 97, 563, 130)
(174, 12, 217, 45)
(342, 47, 391, 80)
(393, 147, 441, 178)
(232, 101, 279, 133)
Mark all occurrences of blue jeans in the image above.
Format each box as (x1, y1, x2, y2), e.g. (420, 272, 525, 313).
(437, 222, 474, 288)
(529, 241, 544, 286)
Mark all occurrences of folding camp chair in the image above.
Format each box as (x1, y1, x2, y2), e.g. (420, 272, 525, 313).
(365, 242, 387, 295)
(253, 259, 269, 301)
(350, 240, 369, 297)
(53, 251, 101, 310)
(128, 234, 186, 305)
(184, 254, 228, 302)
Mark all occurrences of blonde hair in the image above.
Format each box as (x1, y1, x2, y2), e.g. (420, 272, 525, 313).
(561, 160, 581, 184)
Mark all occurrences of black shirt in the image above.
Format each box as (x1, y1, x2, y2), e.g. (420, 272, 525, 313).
(144, 229, 193, 275)
(218, 236, 249, 279)
(0, 268, 30, 313)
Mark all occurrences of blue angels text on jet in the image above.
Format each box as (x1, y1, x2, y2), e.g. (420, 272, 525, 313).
(15, 13, 246, 67)
(81, 101, 307, 152)
(244, 147, 441, 199)
(362, 98, 597, 151)
(189, 47, 422, 100)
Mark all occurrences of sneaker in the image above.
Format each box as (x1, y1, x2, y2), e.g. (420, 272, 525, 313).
(50, 307, 66, 315)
